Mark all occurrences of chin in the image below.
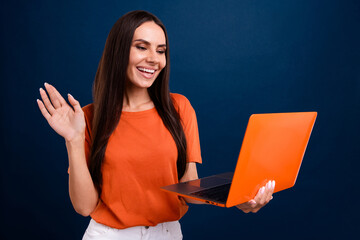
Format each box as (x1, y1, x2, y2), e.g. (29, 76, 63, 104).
(134, 80, 156, 89)
(127, 71, 160, 89)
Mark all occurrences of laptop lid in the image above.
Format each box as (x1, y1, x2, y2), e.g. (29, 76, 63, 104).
(226, 112, 317, 207)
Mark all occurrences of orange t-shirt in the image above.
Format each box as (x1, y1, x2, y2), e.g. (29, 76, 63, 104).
(81, 93, 202, 229)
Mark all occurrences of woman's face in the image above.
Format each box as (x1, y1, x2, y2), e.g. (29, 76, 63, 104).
(126, 21, 166, 90)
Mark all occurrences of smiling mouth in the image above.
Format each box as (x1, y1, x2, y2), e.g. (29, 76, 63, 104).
(137, 67, 156, 79)
(137, 67, 155, 73)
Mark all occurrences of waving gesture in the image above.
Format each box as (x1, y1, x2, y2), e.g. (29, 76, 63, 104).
(37, 83, 86, 142)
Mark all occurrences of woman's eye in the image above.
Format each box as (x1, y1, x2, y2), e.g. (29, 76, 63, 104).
(157, 50, 165, 54)
(136, 46, 146, 50)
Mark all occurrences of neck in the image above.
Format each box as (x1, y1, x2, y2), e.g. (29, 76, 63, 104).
(123, 84, 154, 112)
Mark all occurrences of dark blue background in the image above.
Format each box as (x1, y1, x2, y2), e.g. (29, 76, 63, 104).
(1, 0, 359, 239)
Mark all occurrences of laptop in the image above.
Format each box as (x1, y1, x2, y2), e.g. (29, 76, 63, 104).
(161, 112, 317, 207)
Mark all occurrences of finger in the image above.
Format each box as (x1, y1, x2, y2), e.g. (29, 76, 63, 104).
(68, 93, 82, 113)
(268, 180, 275, 201)
(258, 183, 271, 205)
(254, 186, 265, 205)
(263, 181, 274, 203)
(247, 199, 257, 210)
(263, 180, 275, 203)
(50, 84, 68, 106)
(273, 180, 276, 192)
(236, 199, 255, 211)
(239, 203, 260, 214)
(238, 200, 255, 210)
(44, 83, 62, 108)
(258, 183, 270, 205)
(241, 205, 254, 212)
(37, 99, 52, 121)
(236, 205, 251, 213)
(39, 88, 55, 115)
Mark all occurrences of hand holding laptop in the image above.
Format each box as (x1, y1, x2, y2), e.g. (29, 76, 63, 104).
(235, 180, 275, 213)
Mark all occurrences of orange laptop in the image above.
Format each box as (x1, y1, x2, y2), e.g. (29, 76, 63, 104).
(161, 112, 317, 207)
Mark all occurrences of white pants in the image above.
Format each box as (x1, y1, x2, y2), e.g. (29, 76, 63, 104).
(82, 219, 183, 240)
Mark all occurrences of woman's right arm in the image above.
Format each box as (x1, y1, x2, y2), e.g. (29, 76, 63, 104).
(66, 137, 99, 216)
(37, 83, 98, 216)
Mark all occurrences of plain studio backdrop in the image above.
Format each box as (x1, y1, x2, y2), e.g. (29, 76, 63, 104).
(1, 0, 359, 239)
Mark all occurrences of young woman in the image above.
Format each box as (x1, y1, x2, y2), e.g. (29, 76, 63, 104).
(37, 10, 274, 240)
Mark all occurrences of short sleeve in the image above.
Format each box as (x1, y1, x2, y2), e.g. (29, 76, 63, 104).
(67, 104, 93, 174)
(171, 93, 202, 164)
(83, 104, 93, 163)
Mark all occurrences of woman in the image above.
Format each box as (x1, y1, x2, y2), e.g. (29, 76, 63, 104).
(37, 10, 274, 239)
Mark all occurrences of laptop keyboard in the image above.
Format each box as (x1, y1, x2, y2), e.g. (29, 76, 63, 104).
(190, 184, 231, 204)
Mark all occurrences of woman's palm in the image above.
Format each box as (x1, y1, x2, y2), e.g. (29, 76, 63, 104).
(37, 83, 85, 142)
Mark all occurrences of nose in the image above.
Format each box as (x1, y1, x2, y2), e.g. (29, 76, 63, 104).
(145, 49, 159, 65)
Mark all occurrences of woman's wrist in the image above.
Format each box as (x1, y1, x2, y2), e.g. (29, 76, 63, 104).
(65, 134, 86, 156)
(65, 132, 85, 146)
(66, 133, 87, 166)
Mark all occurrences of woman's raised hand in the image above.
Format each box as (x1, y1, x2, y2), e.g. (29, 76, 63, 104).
(37, 83, 86, 142)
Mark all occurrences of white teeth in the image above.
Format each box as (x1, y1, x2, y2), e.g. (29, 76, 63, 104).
(138, 67, 155, 73)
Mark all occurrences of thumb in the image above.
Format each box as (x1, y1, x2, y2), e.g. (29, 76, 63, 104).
(67, 93, 82, 113)
(249, 200, 257, 206)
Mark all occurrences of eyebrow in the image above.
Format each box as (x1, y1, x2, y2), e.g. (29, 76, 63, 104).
(133, 39, 166, 48)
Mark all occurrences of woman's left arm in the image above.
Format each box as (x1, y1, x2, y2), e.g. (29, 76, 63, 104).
(180, 162, 204, 204)
(180, 163, 275, 211)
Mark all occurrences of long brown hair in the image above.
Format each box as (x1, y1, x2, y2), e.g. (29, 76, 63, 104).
(89, 10, 187, 195)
